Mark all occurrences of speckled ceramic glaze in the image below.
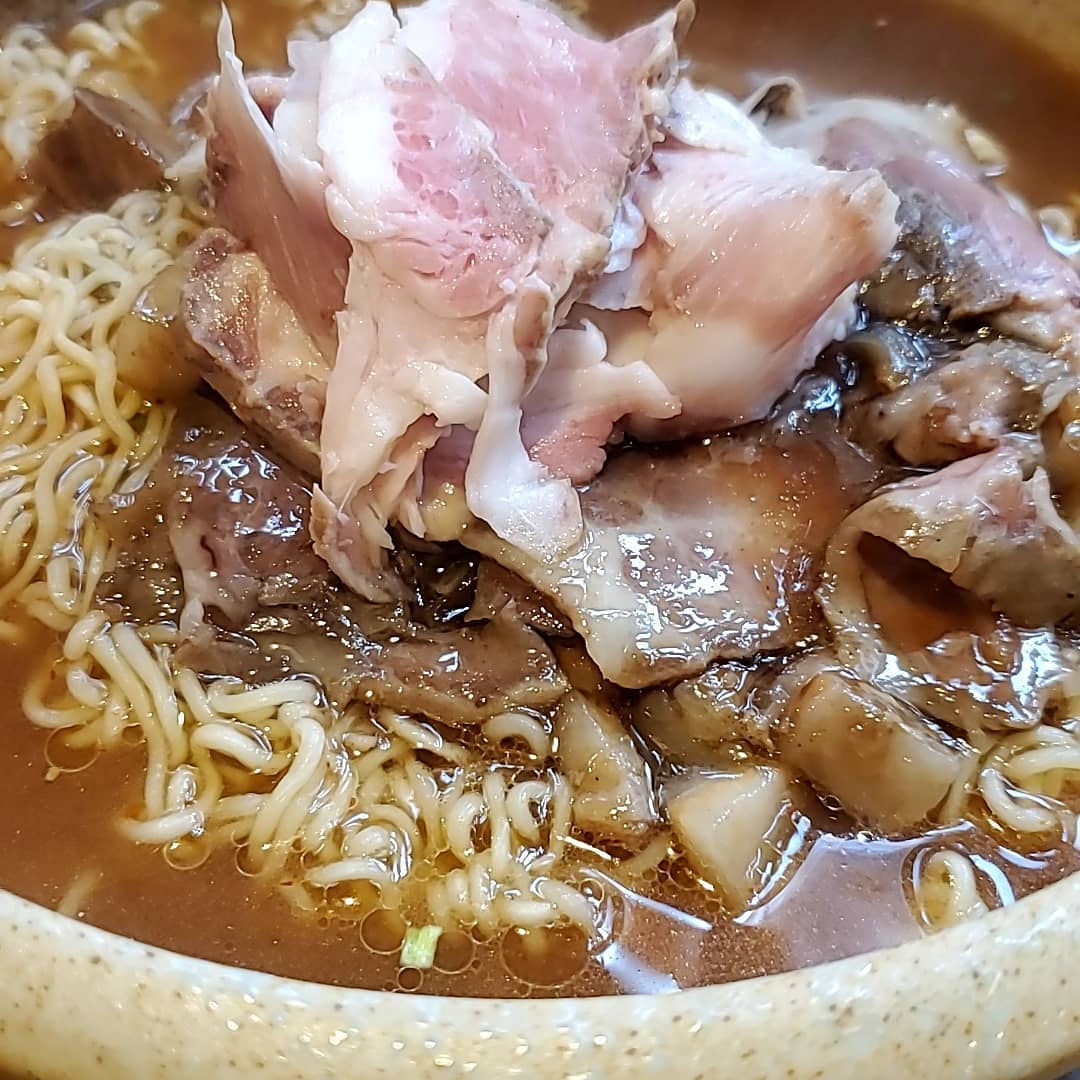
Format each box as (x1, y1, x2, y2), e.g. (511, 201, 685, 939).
(3, 0, 1080, 1076)
(1, 874, 1079, 1079)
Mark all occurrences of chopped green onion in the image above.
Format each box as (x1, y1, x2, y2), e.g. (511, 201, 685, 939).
(400, 925, 443, 970)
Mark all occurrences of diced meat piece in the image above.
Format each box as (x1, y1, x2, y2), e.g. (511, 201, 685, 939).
(553, 691, 658, 840)
(27, 88, 181, 210)
(113, 263, 204, 402)
(586, 82, 900, 437)
(846, 441, 1080, 625)
(466, 560, 574, 638)
(634, 660, 786, 760)
(631, 687, 723, 768)
(851, 339, 1076, 466)
(632, 650, 840, 767)
(183, 228, 330, 476)
(820, 443, 1073, 730)
(206, 13, 348, 351)
(457, 417, 879, 689)
(781, 671, 974, 830)
(667, 765, 795, 912)
(775, 98, 1080, 360)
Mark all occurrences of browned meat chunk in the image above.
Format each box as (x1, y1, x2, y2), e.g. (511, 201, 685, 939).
(466, 559, 573, 637)
(158, 397, 328, 632)
(27, 89, 181, 211)
(99, 396, 327, 631)
(851, 339, 1075, 466)
(857, 442, 1080, 625)
(183, 228, 330, 476)
(820, 441, 1074, 730)
(112, 263, 205, 402)
(633, 659, 786, 761)
(326, 604, 565, 721)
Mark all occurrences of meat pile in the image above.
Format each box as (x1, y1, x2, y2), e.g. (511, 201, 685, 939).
(185, 0, 899, 604)
(126, 0, 1080, 878)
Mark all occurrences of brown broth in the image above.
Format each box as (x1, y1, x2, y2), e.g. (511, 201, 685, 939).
(1, 0, 1080, 1001)
(589, 0, 1080, 205)
(3, 608, 1078, 997)
(0, 616, 792, 996)
(21, 0, 1080, 202)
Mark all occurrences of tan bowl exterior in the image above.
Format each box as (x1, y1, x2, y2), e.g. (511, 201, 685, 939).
(3, 1, 1080, 1076)
(1, 873, 1079, 1078)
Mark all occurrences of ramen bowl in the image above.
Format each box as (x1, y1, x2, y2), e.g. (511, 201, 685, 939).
(1, 0, 1080, 1076)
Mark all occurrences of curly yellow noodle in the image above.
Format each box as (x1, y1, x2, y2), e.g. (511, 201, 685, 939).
(913, 849, 989, 931)
(0, 1, 606, 947)
(962, 724, 1080, 835)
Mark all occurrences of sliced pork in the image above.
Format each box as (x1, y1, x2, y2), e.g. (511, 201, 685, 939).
(312, 599, 569, 723)
(448, 413, 879, 689)
(311, 1, 551, 598)
(518, 320, 677, 484)
(586, 83, 900, 438)
(316, 0, 686, 589)
(199, 0, 689, 599)
(774, 98, 1080, 361)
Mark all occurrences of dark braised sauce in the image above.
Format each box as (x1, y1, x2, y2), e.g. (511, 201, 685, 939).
(1, 0, 1079, 999)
